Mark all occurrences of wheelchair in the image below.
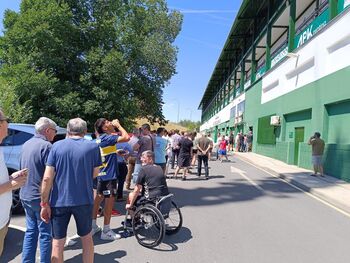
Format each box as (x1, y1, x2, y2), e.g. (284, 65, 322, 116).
(122, 193, 183, 248)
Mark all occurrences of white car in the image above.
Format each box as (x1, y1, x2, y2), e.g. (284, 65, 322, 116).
(0, 123, 66, 213)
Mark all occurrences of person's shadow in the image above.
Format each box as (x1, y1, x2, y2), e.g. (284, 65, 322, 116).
(65, 250, 127, 262)
(1, 226, 25, 262)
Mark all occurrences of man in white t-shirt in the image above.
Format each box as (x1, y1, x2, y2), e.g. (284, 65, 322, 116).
(0, 109, 28, 256)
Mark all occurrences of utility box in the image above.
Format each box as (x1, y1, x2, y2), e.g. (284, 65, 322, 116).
(270, 115, 281, 126)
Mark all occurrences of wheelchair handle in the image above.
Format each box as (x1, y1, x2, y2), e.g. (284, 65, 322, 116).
(156, 193, 174, 205)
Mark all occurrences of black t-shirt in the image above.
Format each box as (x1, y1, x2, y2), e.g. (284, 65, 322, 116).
(136, 164, 169, 199)
(179, 138, 193, 156)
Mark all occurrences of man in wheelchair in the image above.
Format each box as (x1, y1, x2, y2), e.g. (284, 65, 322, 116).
(125, 150, 169, 213)
(123, 150, 182, 247)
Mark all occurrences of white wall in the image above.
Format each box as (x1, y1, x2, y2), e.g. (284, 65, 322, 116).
(261, 10, 350, 104)
(200, 93, 245, 132)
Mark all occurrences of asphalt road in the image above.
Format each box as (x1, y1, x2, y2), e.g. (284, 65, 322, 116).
(3, 154, 350, 263)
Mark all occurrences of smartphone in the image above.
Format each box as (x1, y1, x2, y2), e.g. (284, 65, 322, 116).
(21, 168, 29, 176)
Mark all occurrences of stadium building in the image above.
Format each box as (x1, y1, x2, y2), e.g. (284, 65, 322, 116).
(199, 0, 350, 181)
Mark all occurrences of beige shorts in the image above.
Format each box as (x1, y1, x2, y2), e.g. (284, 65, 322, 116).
(0, 223, 9, 256)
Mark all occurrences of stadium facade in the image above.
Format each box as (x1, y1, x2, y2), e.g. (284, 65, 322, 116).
(199, 0, 350, 181)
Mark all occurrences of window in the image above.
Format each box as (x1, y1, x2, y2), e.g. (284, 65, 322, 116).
(230, 106, 236, 119)
(257, 115, 276, 144)
(11, 130, 33, 145)
(237, 101, 245, 114)
(0, 129, 16, 146)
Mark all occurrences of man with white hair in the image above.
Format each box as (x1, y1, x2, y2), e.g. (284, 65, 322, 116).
(40, 118, 102, 263)
(0, 109, 28, 256)
(20, 117, 58, 262)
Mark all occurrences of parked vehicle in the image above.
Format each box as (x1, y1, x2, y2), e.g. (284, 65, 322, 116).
(0, 123, 66, 213)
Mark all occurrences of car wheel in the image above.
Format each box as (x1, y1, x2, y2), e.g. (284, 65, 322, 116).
(12, 188, 24, 214)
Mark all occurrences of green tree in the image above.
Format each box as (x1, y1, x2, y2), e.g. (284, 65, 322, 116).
(0, 0, 182, 129)
(178, 119, 201, 131)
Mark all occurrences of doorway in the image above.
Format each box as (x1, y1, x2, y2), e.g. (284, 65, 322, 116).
(294, 127, 304, 165)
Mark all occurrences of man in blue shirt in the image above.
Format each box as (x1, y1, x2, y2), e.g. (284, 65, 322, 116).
(20, 117, 57, 263)
(93, 118, 129, 241)
(154, 127, 168, 174)
(40, 118, 102, 263)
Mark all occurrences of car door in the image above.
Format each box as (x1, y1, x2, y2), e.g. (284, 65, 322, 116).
(0, 128, 15, 164)
(8, 129, 34, 171)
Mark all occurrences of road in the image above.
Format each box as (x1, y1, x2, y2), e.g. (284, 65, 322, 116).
(3, 155, 350, 263)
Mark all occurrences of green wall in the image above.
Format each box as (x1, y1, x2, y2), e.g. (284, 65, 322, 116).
(245, 65, 350, 181)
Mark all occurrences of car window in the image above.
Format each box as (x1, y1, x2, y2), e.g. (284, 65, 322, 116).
(52, 134, 66, 144)
(12, 130, 33, 145)
(0, 128, 16, 146)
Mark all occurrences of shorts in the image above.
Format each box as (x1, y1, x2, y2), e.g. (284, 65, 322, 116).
(0, 222, 9, 256)
(51, 205, 93, 239)
(312, 155, 323, 166)
(97, 179, 117, 198)
(219, 149, 227, 156)
(192, 149, 198, 154)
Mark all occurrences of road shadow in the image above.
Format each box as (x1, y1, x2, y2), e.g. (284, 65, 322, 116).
(168, 174, 302, 208)
(150, 226, 192, 252)
(1, 227, 25, 262)
(64, 226, 126, 252)
(185, 175, 225, 181)
(65, 250, 126, 263)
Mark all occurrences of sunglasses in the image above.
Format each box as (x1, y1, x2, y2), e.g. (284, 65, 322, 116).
(49, 128, 58, 134)
(0, 117, 10, 123)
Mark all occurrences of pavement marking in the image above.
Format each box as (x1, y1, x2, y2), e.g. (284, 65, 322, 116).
(230, 166, 264, 192)
(237, 157, 350, 219)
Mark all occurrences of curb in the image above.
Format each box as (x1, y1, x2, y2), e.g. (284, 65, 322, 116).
(235, 154, 350, 216)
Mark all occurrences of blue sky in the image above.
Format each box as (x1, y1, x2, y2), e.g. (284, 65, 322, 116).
(0, 0, 242, 122)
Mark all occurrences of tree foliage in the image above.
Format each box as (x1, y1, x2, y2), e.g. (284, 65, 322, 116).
(0, 0, 183, 128)
(178, 119, 201, 131)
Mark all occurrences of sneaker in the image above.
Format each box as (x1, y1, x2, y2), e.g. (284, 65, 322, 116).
(91, 225, 102, 236)
(65, 234, 79, 247)
(101, 229, 121, 240)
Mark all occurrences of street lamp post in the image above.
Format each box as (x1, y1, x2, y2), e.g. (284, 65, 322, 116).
(172, 98, 180, 123)
(186, 107, 193, 121)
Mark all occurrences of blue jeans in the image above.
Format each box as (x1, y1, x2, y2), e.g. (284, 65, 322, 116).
(132, 163, 142, 184)
(22, 199, 52, 263)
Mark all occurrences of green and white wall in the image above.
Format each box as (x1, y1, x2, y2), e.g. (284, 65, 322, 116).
(244, 9, 350, 181)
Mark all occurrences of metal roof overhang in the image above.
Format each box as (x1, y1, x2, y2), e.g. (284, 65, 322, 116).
(198, 0, 285, 110)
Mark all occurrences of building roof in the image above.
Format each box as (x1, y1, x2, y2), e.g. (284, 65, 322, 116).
(198, 0, 284, 110)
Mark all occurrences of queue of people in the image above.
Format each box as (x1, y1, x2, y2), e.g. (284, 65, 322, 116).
(1, 104, 236, 262)
(0, 108, 216, 262)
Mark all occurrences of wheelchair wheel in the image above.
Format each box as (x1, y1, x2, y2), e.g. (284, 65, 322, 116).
(164, 201, 183, 235)
(133, 204, 165, 248)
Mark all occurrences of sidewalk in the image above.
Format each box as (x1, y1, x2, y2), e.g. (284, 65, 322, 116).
(234, 152, 350, 215)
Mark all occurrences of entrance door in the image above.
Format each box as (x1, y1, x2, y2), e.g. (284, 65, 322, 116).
(294, 127, 304, 165)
